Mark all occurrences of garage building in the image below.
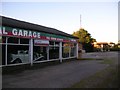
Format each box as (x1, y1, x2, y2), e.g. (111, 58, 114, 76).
(0, 16, 79, 67)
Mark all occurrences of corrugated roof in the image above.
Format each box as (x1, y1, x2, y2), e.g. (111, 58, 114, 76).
(0, 16, 78, 39)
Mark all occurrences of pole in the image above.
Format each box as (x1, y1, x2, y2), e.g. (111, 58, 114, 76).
(80, 14, 82, 29)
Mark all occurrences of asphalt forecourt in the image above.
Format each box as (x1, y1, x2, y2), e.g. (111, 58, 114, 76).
(2, 57, 110, 88)
(3, 52, 118, 88)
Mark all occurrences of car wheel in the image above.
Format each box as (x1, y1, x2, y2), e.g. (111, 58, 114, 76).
(13, 58, 22, 63)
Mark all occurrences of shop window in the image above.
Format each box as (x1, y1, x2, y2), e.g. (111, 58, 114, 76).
(8, 37, 19, 44)
(7, 45, 29, 64)
(62, 42, 70, 47)
(49, 41, 59, 59)
(70, 43, 76, 47)
(2, 36, 6, 43)
(8, 37, 29, 44)
(50, 41, 59, 46)
(20, 38, 29, 44)
(55, 42, 59, 46)
(62, 46, 70, 58)
(2, 45, 6, 65)
(62, 42, 70, 58)
(70, 43, 76, 57)
(33, 46, 47, 61)
(49, 47, 59, 59)
(62, 42, 76, 58)
(70, 47, 76, 57)
(50, 41, 54, 45)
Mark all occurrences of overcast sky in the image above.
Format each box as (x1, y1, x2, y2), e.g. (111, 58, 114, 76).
(1, 0, 119, 43)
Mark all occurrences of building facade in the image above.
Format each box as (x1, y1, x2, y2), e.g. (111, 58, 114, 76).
(93, 42, 113, 52)
(0, 16, 79, 67)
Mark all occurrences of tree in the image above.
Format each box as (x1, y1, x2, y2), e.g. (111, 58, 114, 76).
(72, 28, 96, 43)
(72, 28, 96, 52)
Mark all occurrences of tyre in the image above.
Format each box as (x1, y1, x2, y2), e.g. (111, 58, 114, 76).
(13, 58, 22, 63)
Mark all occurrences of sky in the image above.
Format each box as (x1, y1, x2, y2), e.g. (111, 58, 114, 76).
(0, 0, 119, 43)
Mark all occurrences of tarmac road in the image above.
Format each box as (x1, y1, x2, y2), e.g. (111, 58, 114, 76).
(2, 52, 118, 88)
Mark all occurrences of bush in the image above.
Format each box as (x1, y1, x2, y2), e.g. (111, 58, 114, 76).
(110, 48, 120, 51)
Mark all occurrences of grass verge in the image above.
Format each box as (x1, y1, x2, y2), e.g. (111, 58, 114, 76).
(71, 66, 118, 88)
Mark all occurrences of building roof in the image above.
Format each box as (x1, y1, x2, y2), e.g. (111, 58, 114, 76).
(0, 16, 78, 39)
(94, 42, 108, 45)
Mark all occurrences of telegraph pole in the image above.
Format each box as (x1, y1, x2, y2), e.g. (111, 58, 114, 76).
(80, 14, 82, 29)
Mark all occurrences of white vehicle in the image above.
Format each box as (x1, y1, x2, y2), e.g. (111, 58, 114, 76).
(10, 50, 44, 64)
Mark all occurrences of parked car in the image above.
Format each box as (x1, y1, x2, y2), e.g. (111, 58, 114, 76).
(10, 50, 44, 64)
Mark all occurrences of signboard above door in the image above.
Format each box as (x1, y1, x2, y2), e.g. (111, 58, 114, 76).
(34, 39, 49, 46)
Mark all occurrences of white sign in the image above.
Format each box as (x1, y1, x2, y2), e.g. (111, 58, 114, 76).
(0, 26, 41, 38)
(34, 39, 49, 45)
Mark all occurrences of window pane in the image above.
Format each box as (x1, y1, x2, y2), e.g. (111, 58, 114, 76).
(49, 47, 59, 59)
(50, 41, 54, 45)
(2, 36, 6, 43)
(62, 42, 70, 47)
(50, 41, 59, 46)
(7, 45, 29, 64)
(20, 38, 29, 44)
(55, 42, 59, 46)
(70, 47, 76, 57)
(62, 46, 70, 58)
(2, 45, 6, 65)
(8, 37, 18, 44)
(33, 46, 47, 61)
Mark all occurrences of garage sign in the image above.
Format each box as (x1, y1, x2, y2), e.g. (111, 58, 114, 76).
(0, 26, 77, 42)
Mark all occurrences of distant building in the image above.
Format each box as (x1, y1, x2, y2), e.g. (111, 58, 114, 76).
(93, 42, 115, 52)
(117, 40, 120, 48)
(108, 42, 115, 47)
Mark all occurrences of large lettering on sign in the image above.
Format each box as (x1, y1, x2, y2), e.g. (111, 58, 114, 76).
(0, 26, 77, 42)
(0, 27, 8, 35)
(0, 27, 41, 38)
